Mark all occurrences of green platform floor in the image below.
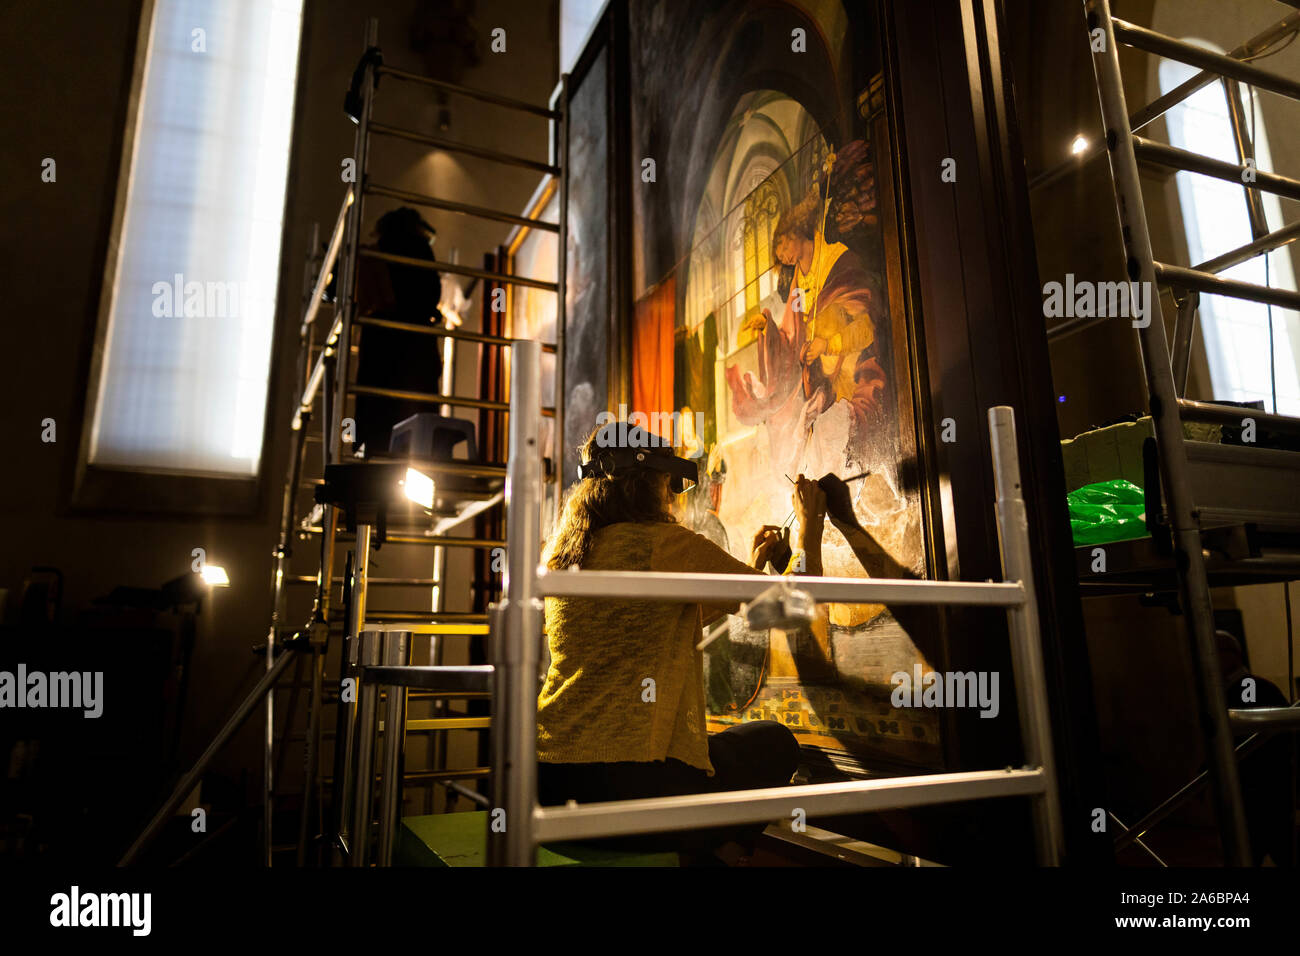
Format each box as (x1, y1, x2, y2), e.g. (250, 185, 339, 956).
(396, 811, 681, 867)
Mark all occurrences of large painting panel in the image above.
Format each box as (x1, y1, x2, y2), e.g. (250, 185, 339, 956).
(628, 0, 939, 769)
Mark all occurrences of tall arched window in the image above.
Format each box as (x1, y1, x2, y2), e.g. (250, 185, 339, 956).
(1159, 48, 1300, 414)
(741, 180, 781, 311)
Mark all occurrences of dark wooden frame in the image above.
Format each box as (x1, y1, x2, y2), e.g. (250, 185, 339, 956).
(884, 0, 1107, 864)
(557, 4, 629, 485)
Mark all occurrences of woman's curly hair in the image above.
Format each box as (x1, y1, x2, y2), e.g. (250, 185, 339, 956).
(545, 425, 677, 570)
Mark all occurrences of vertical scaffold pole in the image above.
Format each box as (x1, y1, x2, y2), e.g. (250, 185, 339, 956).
(553, 75, 569, 526)
(988, 406, 1064, 865)
(489, 340, 544, 866)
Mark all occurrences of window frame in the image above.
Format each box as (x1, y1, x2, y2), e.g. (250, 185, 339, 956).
(72, 0, 309, 516)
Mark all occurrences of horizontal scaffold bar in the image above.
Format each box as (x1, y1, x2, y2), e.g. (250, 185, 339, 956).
(360, 665, 494, 692)
(405, 717, 491, 731)
(365, 611, 487, 624)
(1227, 706, 1300, 731)
(1113, 18, 1300, 102)
(366, 182, 559, 232)
(358, 623, 488, 634)
(287, 575, 472, 588)
(533, 769, 1046, 842)
(1154, 261, 1300, 311)
(355, 315, 557, 352)
(348, 382, 556, 415)
(320, 768, 490, 786)
(1132, 136, 1300, 202)
(375, 65, 560, 119)
(1129, 12, 1300, 133)
(369, 121, 560, 175)
(357, 245, 557, 291)
(1177, 397, 1300, 434)
(536, 569, 1026, 606)
(1194, 219, 1300, 274)
(330, 532, 505, 549)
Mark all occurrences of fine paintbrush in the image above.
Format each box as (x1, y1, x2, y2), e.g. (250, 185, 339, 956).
(781, 470, 869, 526)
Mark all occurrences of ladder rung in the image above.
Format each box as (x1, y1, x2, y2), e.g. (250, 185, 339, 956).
(405, 717, 491, 731)
(1193, 219, 1300, 275)
(358, 623, 489, 635)
(1113, 18, 1300, 104)
(1227, 705, 1300, 731)
(361, 664, 493, 692)
(279, 718, 492, 736)
(365, 611, 488, 624)
(1132, 136, 1300, 202)
(1177, 398, 1300, 436)
(348, 382, 556, 416)
(365, 182, 559, 233)
(1129, 12, 1300, 134)
(375, 65, 560, 120)
(329, 532, 506, 549)
(368, 121, 560, 176)
(284, 575, 495, 594)
(1153, 261, 1300, 311)
(357, 245, 558, 292)
(356, 315, 556, 352)
(385, 535, 503, 549)
(318, 768, 491, 787)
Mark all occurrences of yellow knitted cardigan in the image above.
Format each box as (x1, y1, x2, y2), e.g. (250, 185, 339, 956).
(537, 521, 756, 773)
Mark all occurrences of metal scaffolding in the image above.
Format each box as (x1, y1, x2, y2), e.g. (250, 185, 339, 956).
(474, 340, 1066, 866)
(1085, 0, 1300, 866)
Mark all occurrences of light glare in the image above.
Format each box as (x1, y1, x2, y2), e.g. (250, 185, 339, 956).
(201, 565, 231, 587)
(404, 468, 435, 509)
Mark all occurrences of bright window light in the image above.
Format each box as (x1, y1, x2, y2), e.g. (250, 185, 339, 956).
(403, 468, 436, 509)
(1159, 50, 1300, 415)
(88, 0, 306, 476)
(200, 564, 230, 587)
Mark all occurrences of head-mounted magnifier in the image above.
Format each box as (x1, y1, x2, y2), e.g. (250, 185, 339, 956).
(578, 444, 698, 494)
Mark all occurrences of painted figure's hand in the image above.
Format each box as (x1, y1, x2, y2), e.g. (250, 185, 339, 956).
(742, 310, 770, 335)
(801, 337, 827, 364)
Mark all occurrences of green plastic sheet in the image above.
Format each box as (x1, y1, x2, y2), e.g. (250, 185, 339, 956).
(1067, 479, 1149, 546)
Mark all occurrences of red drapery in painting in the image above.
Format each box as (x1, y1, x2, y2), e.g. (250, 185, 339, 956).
(632, 277, 675, 439)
